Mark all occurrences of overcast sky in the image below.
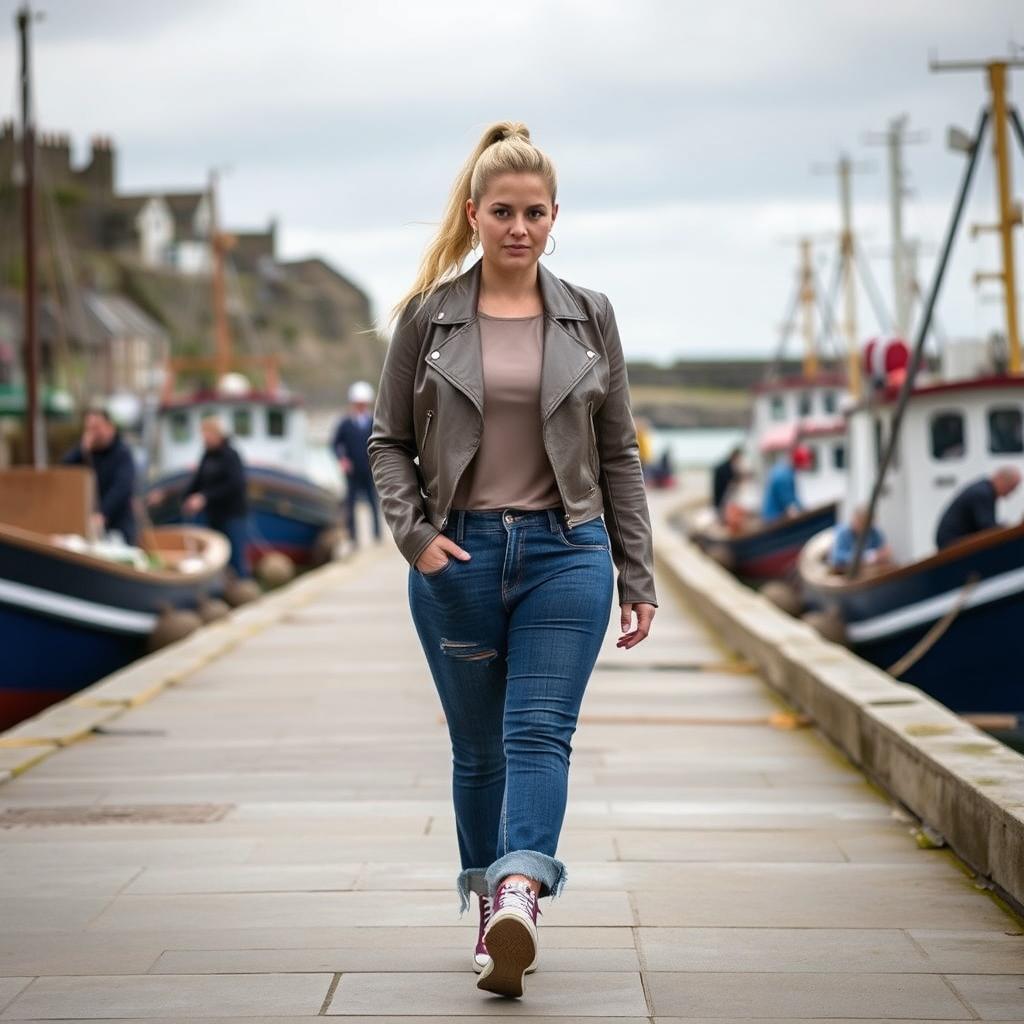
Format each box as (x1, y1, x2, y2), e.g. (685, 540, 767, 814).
(1, 0, 1022, 361)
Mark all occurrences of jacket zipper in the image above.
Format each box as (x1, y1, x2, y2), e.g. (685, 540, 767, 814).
(421, 409, 433, 448)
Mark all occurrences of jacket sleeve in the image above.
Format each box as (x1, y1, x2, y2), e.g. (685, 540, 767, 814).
(367, 301, 440, 567)
(594, 294, 658, 607)
(100, 446, 136, 525)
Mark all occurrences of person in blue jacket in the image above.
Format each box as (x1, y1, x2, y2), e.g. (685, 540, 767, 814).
(830, 505, 892, 573)
(761, 445, 811, 523)
(61, 407, 138, 544)
(331, 381, 381, 547)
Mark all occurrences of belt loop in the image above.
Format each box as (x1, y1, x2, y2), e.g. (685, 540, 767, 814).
(455, 509, 465, 544)
(546, 508, 559, 533)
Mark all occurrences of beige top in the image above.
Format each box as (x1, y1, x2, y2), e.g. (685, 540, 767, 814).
(452, 312, 561, 510)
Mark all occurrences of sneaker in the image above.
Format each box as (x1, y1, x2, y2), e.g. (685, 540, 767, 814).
(472, 894, 492, 973)
(472, 892, 538, 976)
(476, 879, 540, 997)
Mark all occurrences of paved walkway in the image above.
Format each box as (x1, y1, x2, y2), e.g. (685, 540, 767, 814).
(1, 496, 1022, 1020)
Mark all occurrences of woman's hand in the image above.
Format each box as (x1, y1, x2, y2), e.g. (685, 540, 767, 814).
(617, 602, 655, 649)
(415, 534, 471, 574)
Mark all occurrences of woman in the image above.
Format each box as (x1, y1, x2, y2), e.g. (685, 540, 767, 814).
(368, 121, 657, 999)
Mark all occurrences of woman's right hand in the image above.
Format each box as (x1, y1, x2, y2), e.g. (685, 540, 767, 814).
(415, 534, 470, 574)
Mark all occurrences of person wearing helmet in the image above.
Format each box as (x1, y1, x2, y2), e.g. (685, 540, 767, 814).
(331, 381, 382, 547)
(761, 444, 811, 523)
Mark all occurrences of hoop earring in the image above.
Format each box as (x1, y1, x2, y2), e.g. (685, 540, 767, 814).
(544, 234, 556, 256)
(470, 230, 479, 251)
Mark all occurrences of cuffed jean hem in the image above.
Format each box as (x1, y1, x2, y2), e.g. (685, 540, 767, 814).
(484, 850, 567, 903)
(456, 868, 489, 915)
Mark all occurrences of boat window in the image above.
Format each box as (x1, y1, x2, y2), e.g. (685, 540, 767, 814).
(832, 443, 846, 470)
(823, 390, 837, 414)
(930, 411, 965, 461)
(267, 407, 287, 438)
(770, 395, 786, 421)
(232, 408, 253, 438)
(169, 410, 190, 443)
(798, 391, 812, 416)
(988, 406, 1023, 454)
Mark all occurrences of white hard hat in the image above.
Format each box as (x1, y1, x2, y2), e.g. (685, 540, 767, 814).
(348, 381, 375, 403)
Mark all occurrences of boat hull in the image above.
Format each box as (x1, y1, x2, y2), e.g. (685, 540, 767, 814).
(0, 525, 227, 731)
(147, 465, 341, 565)
(801, 525, 1024, 717)
(693, 503, 838, 583)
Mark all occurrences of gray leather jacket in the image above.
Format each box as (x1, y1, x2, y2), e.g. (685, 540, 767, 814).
(368, 259, 657, 607)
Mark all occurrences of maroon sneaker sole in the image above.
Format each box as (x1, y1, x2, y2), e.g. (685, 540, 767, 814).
(475, 915, 536, 998)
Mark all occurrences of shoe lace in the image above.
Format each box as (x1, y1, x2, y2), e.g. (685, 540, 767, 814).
(497, 881, 537, 916)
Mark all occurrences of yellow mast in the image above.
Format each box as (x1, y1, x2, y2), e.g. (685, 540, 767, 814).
(989, 62, 1021, 374)
(798, 238, 819, 379)
(932, 56, 1023, 375)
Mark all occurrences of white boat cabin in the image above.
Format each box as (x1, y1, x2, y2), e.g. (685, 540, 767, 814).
(844, 375, 1024, 562)
(155, 391, 309, 477)
(745, 374, 848, 510)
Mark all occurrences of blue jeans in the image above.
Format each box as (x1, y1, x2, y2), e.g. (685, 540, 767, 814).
(407, 506, 614, 912)
(186, 511, 251, 579)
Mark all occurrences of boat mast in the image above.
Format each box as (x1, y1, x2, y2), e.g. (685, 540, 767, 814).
(17, 4, 43, 467)
(932, 57, 1024, 374)
(798, 238, 820, 379)
(865, 116, 925, 339)
(208, 169, 232, 383)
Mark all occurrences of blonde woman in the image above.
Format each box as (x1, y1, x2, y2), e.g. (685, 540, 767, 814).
(369, 121, 657, 999)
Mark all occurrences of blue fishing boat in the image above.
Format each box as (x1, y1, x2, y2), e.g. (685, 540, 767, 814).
(0, 504, 228, 730)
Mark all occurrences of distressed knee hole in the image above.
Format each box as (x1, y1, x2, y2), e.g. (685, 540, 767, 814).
(439, 637, 498, 663)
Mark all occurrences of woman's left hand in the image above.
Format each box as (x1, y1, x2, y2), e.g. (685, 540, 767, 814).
(617, 602, 655, 649)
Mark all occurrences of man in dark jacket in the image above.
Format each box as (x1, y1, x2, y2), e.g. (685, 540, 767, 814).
(182, 416, 250, 577)
(61, 407, 138, 544)
(935, 467, 1021, 550)
(712, 447, 743, 519)
(331, 380, 381, 547)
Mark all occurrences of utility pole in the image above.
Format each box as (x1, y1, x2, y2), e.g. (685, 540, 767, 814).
(208, 169, 232, 383)
(932, 56, 1024, 374)
(17, 3, 43, 467)
(864, 116, 926, 338)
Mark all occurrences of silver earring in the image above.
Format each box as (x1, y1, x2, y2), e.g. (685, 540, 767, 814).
(470, 230, 479, 251)
(544, 234, 556, 256)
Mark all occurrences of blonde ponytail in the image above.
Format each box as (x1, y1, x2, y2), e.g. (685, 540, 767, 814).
(391, 120, 557, 322)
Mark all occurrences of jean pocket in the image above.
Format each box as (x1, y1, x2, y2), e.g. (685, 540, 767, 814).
(417, 555, 455, 578)
(556, 519, 609, 551)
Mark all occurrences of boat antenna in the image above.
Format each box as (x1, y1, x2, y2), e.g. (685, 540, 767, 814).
(17, 3, 44, 467)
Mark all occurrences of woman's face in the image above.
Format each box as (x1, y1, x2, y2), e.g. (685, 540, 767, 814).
(467, 172, 557, 270)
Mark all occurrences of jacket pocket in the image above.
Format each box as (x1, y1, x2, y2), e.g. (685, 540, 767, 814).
(586, 402, 600, 482)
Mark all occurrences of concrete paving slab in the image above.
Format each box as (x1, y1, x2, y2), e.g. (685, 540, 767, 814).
(908, 930, 1024, 973)
(0, 973, 332, 1019)
(644, 971, 968, 1019)
(0, 982, 31, 1015)
(631, 865, 1015, 929)
(326, 972, 649, 1016)
(151, 945, 641, 974)
(123, 863, 363, 894)
(946, 974, 1024, 1019)
(637, 926, 931, 972)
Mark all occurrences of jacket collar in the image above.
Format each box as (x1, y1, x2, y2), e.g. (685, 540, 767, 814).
(424, 259, 600, 421)
(428, 258, 588, 325)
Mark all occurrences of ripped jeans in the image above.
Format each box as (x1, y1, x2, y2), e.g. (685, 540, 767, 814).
(407, 506, 614, 913)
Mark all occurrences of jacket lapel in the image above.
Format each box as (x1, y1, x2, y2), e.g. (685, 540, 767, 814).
(424, 259, 602, 420)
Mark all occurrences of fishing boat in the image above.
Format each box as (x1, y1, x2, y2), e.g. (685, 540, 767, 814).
(0, 468, 228, 729)
(799, 58, 1024, 728)
(0, 7, 230, 731)
(144, 173, 342, 570)
(688, 373, 845, 582)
